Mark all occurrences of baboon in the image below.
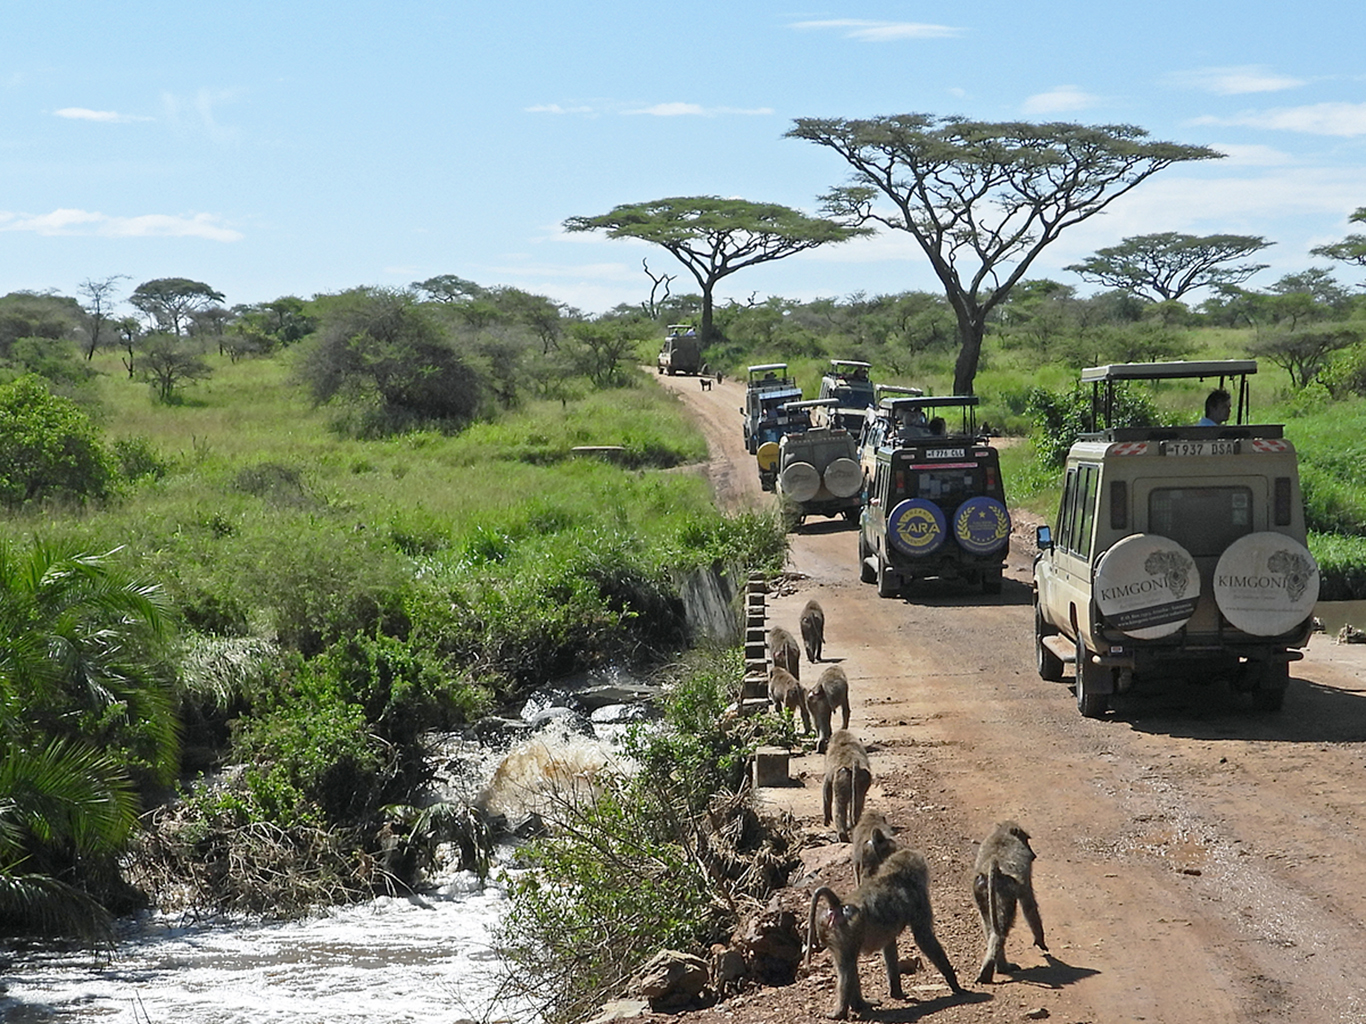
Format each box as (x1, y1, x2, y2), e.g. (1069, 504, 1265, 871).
(699, 376, 713, 391)
(768, 625, 801, 681)
(972, 820, 1048, 984)
(768, 665, 811, 733)
(799, 599, 825, 662)
(807, 665, 851, 754)
(850, 810, 898, 886)
(821, 730, 871, 842)
(805, 847, 965, 1018)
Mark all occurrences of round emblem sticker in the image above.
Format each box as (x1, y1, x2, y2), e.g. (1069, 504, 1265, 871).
(1094, 534, 1200, 640)
(953, 496, 1011, 555)
(887, 499, 946, 557)
(1213, 532, 1319, 637)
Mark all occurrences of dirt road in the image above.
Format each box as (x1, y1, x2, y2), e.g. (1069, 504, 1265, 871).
(652, 371, 1366, 1024)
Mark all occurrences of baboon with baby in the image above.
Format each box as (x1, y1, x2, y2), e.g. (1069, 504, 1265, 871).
(768, 665, 811, 733)
(972, 820, 1048, 984)
(821, 730, 871, 842)
(850, 809, 898, 886)
(805, 847, 965, 1018)
(799, 599, 825, 662)
(768, 625, 802, 681)
(807, 665, 850, 754)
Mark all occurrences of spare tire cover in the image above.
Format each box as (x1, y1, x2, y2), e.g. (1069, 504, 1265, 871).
(780, 461, 821, 503)
(1094, 534, 1200, 640)
(756, 441, 780, 472)
(887, 498, 946, 557)
(1213, 532, 1319, 636)
(823, 457, 862, 498)
(953, 496, 1011, 555)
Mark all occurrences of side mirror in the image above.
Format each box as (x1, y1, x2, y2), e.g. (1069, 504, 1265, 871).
(1036, 525, 1053, 550)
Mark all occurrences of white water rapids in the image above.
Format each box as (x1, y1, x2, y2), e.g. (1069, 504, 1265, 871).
(1, 713, 638, 1024)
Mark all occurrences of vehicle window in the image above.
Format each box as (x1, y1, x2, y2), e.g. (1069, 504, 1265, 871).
(911, 468, 981, 504)
(1056, 468, 1076, 550)
(1149, 486, 1254, 556)
(1074, 465, 1098, 560)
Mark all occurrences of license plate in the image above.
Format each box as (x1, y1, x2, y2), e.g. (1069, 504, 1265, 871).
(1162, 439, 1239, 456)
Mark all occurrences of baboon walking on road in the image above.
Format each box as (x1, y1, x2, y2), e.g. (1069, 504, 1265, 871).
(805, 847, 965, 1019)
(972, 820, 1048, 983)
(850, 809, 897, 886)
(768, 665, 811, 733)
(807, 665, 850, 753)
(768, 625, 801, 681)
(799, 599, 825, 662)
(822, 730, 871, 842)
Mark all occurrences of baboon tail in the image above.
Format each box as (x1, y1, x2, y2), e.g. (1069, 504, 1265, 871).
(989, 862, 1007, 935)
(805, 886, 842, 967)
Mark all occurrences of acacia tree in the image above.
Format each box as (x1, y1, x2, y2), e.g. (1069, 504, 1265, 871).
(1065, 232, 1271, 302)
(787, 114, 1221, 394)
(1310, 206, 1366, 269)
(76, 274, 128, 360)
(563, 197, 868, 345)
(129, 278, 225, 337)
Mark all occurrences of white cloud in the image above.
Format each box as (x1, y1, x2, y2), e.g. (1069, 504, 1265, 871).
(789, 19, 961, 41)
(1168, 66, 1306, 96)
(161, 88, 241, 144)
(1192, 102, 1366, 136)
(622, 102, 773, 117)
(0, 208, 242, 241)
(1021, 85, 1101, 115)
(1209, 143, 1295, 167)
(53, 107, 149, 123)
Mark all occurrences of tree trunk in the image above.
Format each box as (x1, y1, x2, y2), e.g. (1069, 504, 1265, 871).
(951, 313, 988, 396)
(700, 285, 715, 348)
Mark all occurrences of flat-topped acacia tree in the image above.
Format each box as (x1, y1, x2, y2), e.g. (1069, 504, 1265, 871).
(787, 114, 1222, 395)
(564, 196, 868, 346)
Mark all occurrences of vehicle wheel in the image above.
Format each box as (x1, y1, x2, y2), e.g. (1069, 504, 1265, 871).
(1035, 603, 1065, 682)
(982, 568, 1004, 595)
(1249, 660, 1289, 712)
(1074, 639, 1110, 718)
(876, 556, 900, 599)
(858, 535, 876, 584)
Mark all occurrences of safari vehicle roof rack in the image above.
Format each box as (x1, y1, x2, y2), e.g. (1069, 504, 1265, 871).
(874, 383, 924, 399)
(827, 359, 872, 372)
(781, 398, 839, 410)
(1082, 359, 1258, 432)
(747, 363, 789, 375)
(878, 394, 981, 439)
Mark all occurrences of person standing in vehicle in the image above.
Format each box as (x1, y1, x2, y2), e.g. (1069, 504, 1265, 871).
(1198, 388, 1231, 427)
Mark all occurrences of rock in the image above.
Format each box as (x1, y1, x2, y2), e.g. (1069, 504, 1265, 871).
(732, 899, 803, 986)
(584, 998, 651, 1024)
(710, 942, 748, 998)
(1025, 1008, 1050, 1020)
(626, 949, 710, 1010)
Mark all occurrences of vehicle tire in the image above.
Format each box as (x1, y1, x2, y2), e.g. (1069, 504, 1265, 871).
(823, 458, 862, 498)
(780, 461, 821, 503)
(1035, 602, 1065, 682)
(1074, 639, 1110, 718)
(982, 568, 1004, 595)
(858, 535, 877, 584)
(876, 555, 900, 598)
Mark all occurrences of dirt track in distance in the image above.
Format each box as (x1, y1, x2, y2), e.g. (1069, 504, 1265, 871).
(648, 370, 1366, 1024)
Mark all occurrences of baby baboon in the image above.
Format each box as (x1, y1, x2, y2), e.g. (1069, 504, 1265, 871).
(850, 810, 898, 886)
(768, 665, 811, 733)
(822, 730, 871, 842)
(972, 820, 1048, 984)
(805, 847, 965, 1018)
(807, 665, 851, 753)
(768, 625, 801, 682)
(799, 599, 825, 662)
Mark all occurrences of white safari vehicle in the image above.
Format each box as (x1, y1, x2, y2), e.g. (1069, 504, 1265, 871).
(1033, 360, 1318, 717)
(759, 398, 863, 525)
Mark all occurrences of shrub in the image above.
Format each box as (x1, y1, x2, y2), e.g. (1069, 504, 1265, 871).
(0, 374, 115, 506)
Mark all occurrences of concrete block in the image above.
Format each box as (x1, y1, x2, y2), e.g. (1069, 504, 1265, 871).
(751, 746, 790, 788)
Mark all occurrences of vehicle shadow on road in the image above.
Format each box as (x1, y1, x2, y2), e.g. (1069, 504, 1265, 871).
(896, 576, 1033, 607)
(792, 517, 858, 536)
(1107, 675, 1366, 743)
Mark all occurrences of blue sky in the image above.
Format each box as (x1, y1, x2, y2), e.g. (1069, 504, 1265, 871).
(3, 1, 1365, 316)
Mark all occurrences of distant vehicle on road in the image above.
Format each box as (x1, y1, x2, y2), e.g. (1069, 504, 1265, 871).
(858, 395, 1010, 597)
(657, 324, 703, 376)
(742, 363, 803, 454)
(762, 398, 863, 526)
(818, 360, 877, 431)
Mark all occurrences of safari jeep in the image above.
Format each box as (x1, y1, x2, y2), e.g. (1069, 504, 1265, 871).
(657, 324, 702, 376)
(817, 359, 877, 431)
(1032, 360, 1317, 718)
(759, 399, 863, 526)
(858, 395, 1010, 596)
(742, 363, 802, 454)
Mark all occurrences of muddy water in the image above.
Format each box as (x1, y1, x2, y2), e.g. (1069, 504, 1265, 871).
(0, 719, 632, 1024)
(1314, 599, 1366, 635)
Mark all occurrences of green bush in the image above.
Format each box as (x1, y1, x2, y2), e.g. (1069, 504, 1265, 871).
(0, 374, 115, 506)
